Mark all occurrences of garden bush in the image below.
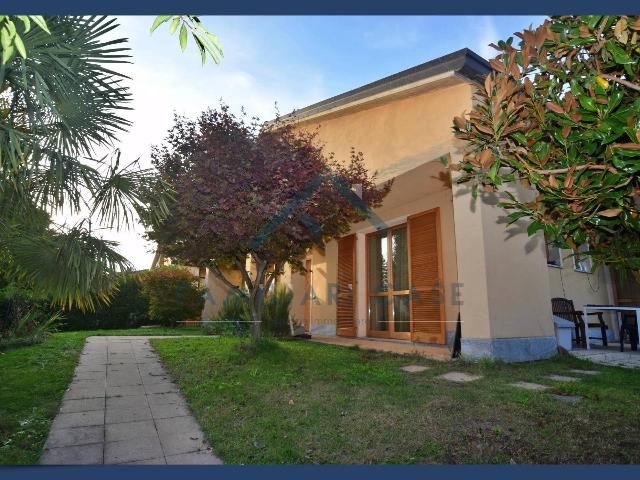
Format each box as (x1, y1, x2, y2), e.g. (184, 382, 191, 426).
(60, 274, 149, 331)
(0, 280, 60, 349)
(141, 266, 205, 326)
(207, 284, 293, 337)
(262, 284, 293, 336)
(205, 292, 250, 336)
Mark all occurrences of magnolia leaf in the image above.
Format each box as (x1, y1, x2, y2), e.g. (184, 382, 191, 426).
(546, 102, 565, 114)
(578, 95, 597, 111)
(527, 220, 543, 236)
(599, 208, 623, 217)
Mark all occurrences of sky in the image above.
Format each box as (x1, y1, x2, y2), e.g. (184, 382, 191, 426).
(86, 15, 545, 270)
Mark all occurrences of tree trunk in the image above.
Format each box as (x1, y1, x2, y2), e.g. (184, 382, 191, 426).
(249, 285, 265, 342)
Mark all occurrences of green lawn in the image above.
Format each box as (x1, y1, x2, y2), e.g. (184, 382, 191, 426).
(152, 337, 640, 464)
(0, 327, 204, 464)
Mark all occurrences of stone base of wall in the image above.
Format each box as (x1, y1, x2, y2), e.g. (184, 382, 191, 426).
(310, 324, 336, 336)
(461, 336, 558, 362)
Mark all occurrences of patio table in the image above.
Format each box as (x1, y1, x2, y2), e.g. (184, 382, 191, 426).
(582, 304, 640, 350)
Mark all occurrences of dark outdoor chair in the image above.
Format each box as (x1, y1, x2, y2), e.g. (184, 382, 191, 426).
(551, 297, 608, 347)
(620, 313, 639, 352)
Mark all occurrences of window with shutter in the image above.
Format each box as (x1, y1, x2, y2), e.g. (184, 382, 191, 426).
(336, 234, 356, 336)
(408, 209, 445, 344)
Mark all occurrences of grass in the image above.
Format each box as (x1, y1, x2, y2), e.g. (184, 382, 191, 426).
(0, 327, 204, 464)
(152, 337, 640, 464)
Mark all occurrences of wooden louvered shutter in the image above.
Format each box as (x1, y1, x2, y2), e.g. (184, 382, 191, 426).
(336, 234, 356, 337)
(408, 209, 445, 344)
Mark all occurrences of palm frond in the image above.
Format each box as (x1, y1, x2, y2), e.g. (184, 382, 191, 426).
(3, 221, 132, 310)
(89, 150, 174, 230)
(0, 16, 131, 179)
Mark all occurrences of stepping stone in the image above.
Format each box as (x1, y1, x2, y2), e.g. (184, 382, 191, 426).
(547, 374, 579, 382)
(568, 369, 600, 376)
(400, 365, 429, 373)
(510, 381, 549, 391)
(548, 393, 582, 403)
(437, 372, 483, 383)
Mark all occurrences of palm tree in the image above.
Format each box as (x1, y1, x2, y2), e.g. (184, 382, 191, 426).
(0, 16, 171, 310)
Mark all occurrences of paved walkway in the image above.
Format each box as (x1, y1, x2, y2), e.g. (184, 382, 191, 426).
(41, 336, 222, 465)
(570, 347, 640, 369)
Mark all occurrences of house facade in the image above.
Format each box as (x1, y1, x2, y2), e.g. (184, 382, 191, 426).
(199, 48, 634, 362)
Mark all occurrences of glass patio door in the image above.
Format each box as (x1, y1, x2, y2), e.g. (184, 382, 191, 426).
(367, 225, 410, 339)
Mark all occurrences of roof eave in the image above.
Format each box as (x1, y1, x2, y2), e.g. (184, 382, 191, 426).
(278, 48, 490, 125)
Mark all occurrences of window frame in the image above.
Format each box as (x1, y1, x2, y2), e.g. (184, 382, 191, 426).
(365, 223, 411, 340)
(544, 236, 563, 269)
(573, 243, 593, 273)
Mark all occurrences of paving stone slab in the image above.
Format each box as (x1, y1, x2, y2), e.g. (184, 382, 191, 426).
(69, 379, 105, 389)
(548, 393, 583, 403)
(165, 450, 223, 465)
(52, 410, 105, 429)
(124, 457, 167, 464)
(437, 372, 483, 383)
(105, 405, 153, 424)
(144, 382, 179, 394)
(104, 435, 163, 464)
(60, 397, 105, 414)
(64, 386, 105, 400)
(155, 415, 203, 436)
(400, 365, 430, 373)
(150, 403, 190, 419)
(74, 371, 107, 381)
(510, 381, 549, 391)
(75, 365, 107, 374)
(147, 392, 185, 406)
(45, 426, 104, 448)
(105, 419, 158, 443)
(40, 443, 103, 465)
(107, 375, 143, 387)
(41, 336, 221, 465)
(547, 374, 580, 382)
(142, 375, 172, 385)
(106, 395, 149, 410)
(106, 385, 146, 397)
(567, 369, 601, 376)
(159, 431, 209, 456)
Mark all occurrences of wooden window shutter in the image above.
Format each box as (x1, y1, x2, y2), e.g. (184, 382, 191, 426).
(336, 234, 356, 337)
(408, 209, 445, 344)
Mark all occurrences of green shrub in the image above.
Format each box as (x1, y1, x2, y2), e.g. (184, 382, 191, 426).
(262, 284, 293, 337)
(205, 292, 250, 336)
(207, 284, 293, 337)
(0, 280, 60, 349)
(141, 266, 204, 326)
(60, 274, 149, 331)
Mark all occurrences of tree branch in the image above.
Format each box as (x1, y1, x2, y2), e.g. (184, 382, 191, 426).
(251, 254, 267, 299)
(533, 164, 612, 175)
(207, 261, 247, 299)
(265, 260, 285, 294)
(233, 256, 254, 292)
(599, 73, 640, 92)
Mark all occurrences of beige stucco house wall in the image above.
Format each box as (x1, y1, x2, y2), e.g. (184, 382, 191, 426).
(192, 48, 617, 361)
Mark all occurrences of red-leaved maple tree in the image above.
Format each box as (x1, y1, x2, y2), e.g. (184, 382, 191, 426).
(147, 105, 391, 340)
